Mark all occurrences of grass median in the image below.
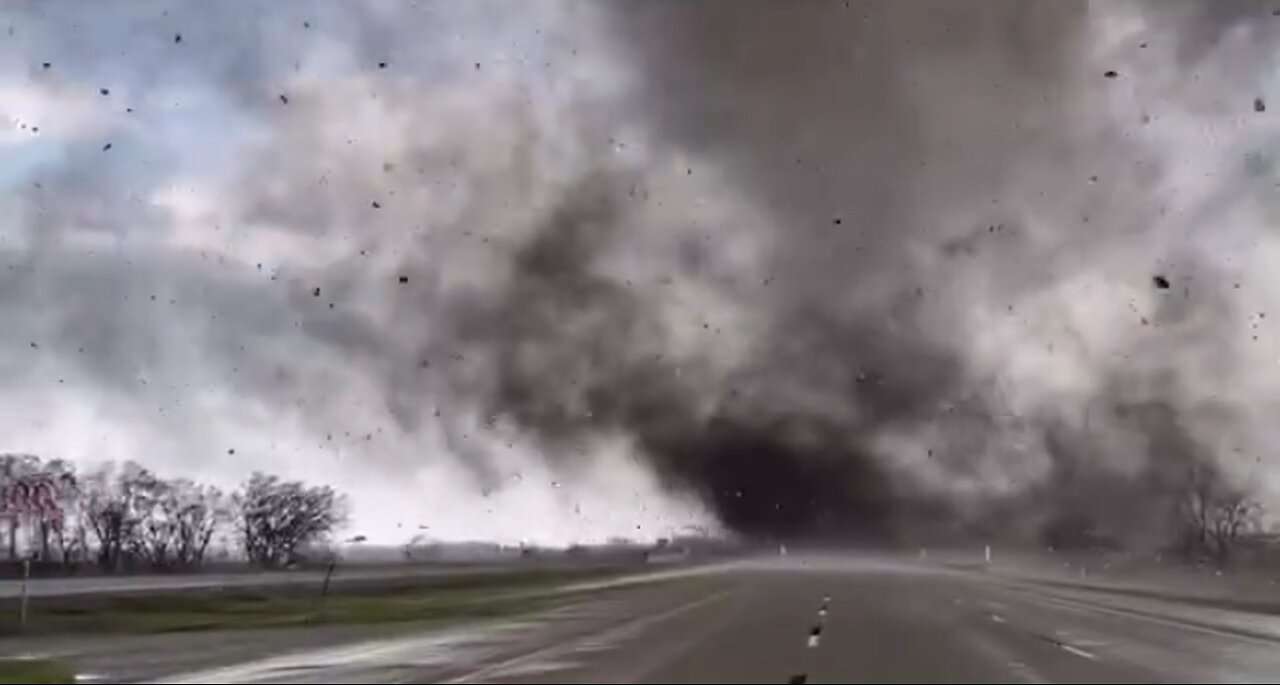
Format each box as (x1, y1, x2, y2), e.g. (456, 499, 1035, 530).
(0, 566, 628, 637)
(0, 658, 75, 684)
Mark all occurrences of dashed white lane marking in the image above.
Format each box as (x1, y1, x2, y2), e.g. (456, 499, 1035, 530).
(1059, 644, 1097, 661)
(806, 621, 824, 649)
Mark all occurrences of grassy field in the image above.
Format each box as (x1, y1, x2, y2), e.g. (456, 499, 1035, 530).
(0, 567, 625, 637)
(0, 659, 75, 684)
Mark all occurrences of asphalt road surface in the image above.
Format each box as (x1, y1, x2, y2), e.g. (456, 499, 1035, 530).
(144, 556, 1280, 684)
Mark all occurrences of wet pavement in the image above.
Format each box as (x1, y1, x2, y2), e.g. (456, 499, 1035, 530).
(20, 557, 1280, 683)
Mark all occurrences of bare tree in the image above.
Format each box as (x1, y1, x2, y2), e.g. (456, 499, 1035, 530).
(1177, 463, 1262, 563)
(49, 482, 90, 567)
(130, 471, 178, 567)
(171, 480, 229, 566)
(235, 472, 346, 567)
(39, 458, 80, 565)
(1207, 489, 1261, 562)
(84, 461, 155, 570)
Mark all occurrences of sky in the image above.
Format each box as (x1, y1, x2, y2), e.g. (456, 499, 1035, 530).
(0, 1, 723, 544)
(4, 2, 1280, 547)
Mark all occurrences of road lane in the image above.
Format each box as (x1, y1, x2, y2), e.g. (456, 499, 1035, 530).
(130, 556, 1280, 683)
(428, 558, 1280, 684)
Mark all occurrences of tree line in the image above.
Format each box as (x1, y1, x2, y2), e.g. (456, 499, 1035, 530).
(0, 454, 346, 570)
(1037, 459, 1267, 565)
(1174, 462, 1263, 564)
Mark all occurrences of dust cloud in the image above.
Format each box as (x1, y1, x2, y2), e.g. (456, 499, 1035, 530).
(4, 1, 1280, 545)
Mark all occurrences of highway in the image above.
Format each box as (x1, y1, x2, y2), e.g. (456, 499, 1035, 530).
(142, 556, 1280, 684)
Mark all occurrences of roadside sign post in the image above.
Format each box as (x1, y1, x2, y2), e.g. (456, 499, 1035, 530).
(321, 560, 336, 600)
(2, 473, 68, 630)
(313, 560, 337, 623)
(19, 558, 30, 629)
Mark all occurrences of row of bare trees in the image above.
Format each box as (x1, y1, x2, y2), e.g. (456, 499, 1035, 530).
(1176, 463, 1263, 563)
(1, 454, 346, 570)
(1039, 459, 1268, 564)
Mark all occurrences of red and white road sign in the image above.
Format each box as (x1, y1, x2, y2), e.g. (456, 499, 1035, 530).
(0, 476, 62, 517)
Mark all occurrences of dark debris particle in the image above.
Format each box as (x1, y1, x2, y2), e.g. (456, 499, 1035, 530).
(399, 275, 409, 284)
(1153, 274, 1171, 289)
(371, 200, 381, 209)
(99, 87, 110, 96)
(474, 62, 481, 70)
(41, 61, 50, 69)
(29, 342, 38, 349)
(102, 142, 112, 151)
(1104, 70, 1118, 79)
(378, 61, 388, 69)
(279, 93, 289, 105)
(1256, 97, 1267, 113)
(126, 107, 133, 113)
(313, 287, 321, 297)
(174, 33, 182, 43)
(788, 675, 808, 684)
(227, 448, 235, 455)
(833, 217, 843, 225)
(304, 20, 311, 28)
(1139, 41, 1148, 48)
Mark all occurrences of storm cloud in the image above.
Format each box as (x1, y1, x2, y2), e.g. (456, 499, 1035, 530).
(4, 1, 1280, 545)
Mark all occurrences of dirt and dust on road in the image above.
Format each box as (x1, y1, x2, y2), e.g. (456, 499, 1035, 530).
(9, 553, 1280, 684)
(148, 554, 1280, 684)
(0, 563, 727, 684)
